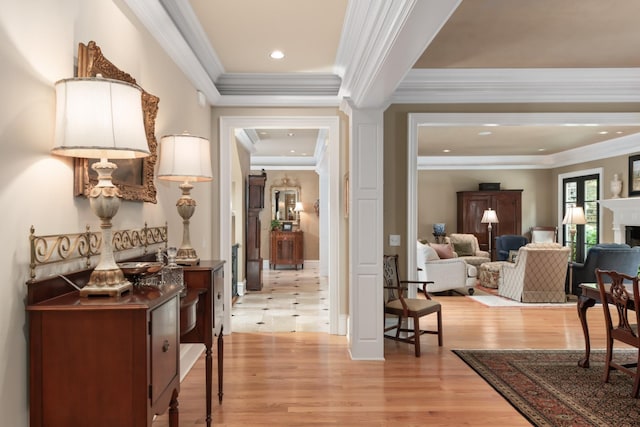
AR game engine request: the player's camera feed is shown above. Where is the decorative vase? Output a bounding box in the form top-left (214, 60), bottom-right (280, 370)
top-left (433, 223), bottom-right (446, 235)
top-left (611, 173), bottom-right (622, 198)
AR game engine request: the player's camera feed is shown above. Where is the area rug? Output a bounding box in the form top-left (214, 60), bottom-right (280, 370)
top-left (453, 349), bottom-right (640, 427)
top-left (467, 295), bottom-right (575, 307)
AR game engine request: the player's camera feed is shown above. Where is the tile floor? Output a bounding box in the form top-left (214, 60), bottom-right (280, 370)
top-left (231, 264), bottom-right (329, 333)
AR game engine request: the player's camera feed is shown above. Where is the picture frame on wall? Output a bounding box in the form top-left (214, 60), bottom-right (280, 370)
top-left (629, 155), bottom-right (640, 197)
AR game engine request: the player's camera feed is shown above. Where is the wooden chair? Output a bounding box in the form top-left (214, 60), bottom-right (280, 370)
top-left (530, 226), bottom-right (558, 243)
top-left (383, 255), bottom-right (442, 357)
top-left (595, 268), bottom-right (640, 397)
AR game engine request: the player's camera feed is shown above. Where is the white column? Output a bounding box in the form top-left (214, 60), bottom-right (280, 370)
top-left (344, 101), bottom-right (385, 360)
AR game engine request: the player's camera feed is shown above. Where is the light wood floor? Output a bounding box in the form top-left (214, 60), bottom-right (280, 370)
top-left (154, 281), bottom-right (607, 426)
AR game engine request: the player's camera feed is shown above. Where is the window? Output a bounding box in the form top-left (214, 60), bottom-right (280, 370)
top-left (562, 174), bottom-right (599, 262)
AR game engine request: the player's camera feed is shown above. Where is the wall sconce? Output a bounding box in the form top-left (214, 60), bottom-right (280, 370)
top-left (294, 201), bottom-right (304, 225)
top-left (52, 77), bottom-right (150, 297)
top-left (157, 133), bottom-right (213, 265)
top-left (481, 208), bottom-right (499, 258)
top-left (562, 205), bottom-right (587, 261)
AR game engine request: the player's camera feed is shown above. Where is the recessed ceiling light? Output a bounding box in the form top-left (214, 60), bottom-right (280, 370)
top-left (483, 123), bottom-right (499, 127)
top-left (616, 131), bottom-right (624, 134)
top-left (287, 132), bottom-right (295, 137)
top-left (478, 131), bottom-right (492, 136)
top-left (443, 149), bottom-right (451, 153)
top-left (270, 50), bottom-right (285, 60)
top-left (598, 131), bottom-right (609, 135)
top-left (290, 149), bottom-right (296, 153)
top-left (538, 148), bottom-right (546, 152)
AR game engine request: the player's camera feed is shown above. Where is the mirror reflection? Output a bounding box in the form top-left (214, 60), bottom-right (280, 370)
top-left (271, 178), bottom-right (300, 226)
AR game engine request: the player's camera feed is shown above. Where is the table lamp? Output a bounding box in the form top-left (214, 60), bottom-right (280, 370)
top-left (563, 206), bottom-right (587, 261)
top-left (52, 76), bottom-right (150, 297)
top-left (294, 201), bottom-right (304, 225)
top-left (481, 208), bottom-right (499, 257)
top-left (157, 133), bottom-right (213, 265)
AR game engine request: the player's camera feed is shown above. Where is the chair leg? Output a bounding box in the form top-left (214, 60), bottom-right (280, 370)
top-left (437, 310), bottom-right (443, 347)
top-left (413, 315), bottom-right (420, 357)
top-left (603, 335), bottom-right (613, 383)
top-left (633, 350), bottom-right (640, 398)
top-left (395, 316), bottom-right (402, 339)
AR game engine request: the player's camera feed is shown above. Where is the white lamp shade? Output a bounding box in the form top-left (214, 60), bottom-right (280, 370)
top-left (481, 208), bottom-right (499, 224)
top-left (562, 206), bottom-right (587, 225)
top-left (52, 77), bottom-right (149, 159)
top-left (157, 133), bottom-right (213, 182)
top-left (294, 202), bottom-right (304, 212)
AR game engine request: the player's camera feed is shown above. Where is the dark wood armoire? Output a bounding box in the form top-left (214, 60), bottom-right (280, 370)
top-left (246, 171), bottom-right (267, 291)
top-left (456, 190), bottom-right (523, 255)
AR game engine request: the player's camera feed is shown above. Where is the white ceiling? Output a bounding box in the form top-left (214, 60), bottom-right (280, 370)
top-left (124, 0), bottom-right (640, 167)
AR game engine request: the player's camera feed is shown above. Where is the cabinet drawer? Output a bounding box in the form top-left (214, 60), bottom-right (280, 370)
top-left (151, 296), bottom-right (179, 405)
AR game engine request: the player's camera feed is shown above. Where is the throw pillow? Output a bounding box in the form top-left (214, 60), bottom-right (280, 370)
top-left (453, 241), bottom-right (474, 257)
top-left (508, 250), bottom-right (519, 263)
top-left (429, 243), bottom-right (454, 259)
top-left (422, 245), bottom-right (440, 261)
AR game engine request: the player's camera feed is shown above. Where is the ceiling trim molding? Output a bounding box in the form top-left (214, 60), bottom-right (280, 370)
top-left (412, 112), bottom-right (640, 170)
top-left (214, 95), bottom-right (342, 107)
top-left (234, 129), bottom-right (256, 154)
top-left (394, 68), bottom-right (640, 103)
top-left (216, 73), bottom-right (342, 96)
top-left (337, 0), bottom-right (461, 108)
top-left (122, 0), bottom-right (220, 104)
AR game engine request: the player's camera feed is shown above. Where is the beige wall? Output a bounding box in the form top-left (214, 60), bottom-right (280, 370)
top-left (1, 0), bottom-right (212, 424)
top-left (255, 170), bottom-right (320, 262)
top-left (418, 169), bottom-right (553, 241)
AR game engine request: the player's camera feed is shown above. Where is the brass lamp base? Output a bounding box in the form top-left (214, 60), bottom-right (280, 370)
top-left (80, 268), bottom-right (132, 297)
top-left (176, 248), bottom-right (199, 266)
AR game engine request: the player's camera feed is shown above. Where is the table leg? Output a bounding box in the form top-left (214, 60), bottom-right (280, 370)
top-left (168, 388), bottom-right (179, 427)
top-left (205, 343), bottom-right (212, 427)
top-left (218, 325), bottom-right (224, 403)
top-left (577, 294), bottom-right (596, 368)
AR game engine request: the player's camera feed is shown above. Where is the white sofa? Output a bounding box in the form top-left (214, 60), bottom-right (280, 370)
top-left (416, 241), bottom-right (478, 295)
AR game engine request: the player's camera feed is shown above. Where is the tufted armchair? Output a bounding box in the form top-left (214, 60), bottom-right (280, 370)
top-left (446, 233), bottom-right (491, 267)
top-left (416, 241), bottom-right (477, 294)
top-left (495, 235), bottom-right (528, 261)
top-left (499, 243), bottom-right (571, 303)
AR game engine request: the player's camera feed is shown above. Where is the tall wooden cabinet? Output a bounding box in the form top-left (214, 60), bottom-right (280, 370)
top-left (457, 190), bottom-right (523, 254)
top-left (270, 230), bottom-right (304, 270)
top-left (246, 171), bottom-right (267, 291)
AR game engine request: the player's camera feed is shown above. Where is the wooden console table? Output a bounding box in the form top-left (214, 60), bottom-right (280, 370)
top-left (270, 230), bottom-right (304, 269)
top-left (183, 260), bottom-right (225, 427)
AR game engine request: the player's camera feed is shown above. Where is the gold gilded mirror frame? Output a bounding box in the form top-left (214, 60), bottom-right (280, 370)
top-left (73, 41), bottom-right (159, 203)
top-left (271, 177), bottom-right (301, 226)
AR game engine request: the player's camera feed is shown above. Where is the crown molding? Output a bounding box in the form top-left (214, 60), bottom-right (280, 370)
top-left (216, 73), bottom-right (341, 96)
top-left (122, 0), bottom-right (220, 104)
top-left (250, 156), bottom-right (317, 170)
top-left (214, 94), bottom-right (342, 107)
top-left (394, 68), bottom-right (640, 103)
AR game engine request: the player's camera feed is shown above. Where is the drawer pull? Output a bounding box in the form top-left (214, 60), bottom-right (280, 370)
top-left (162, 339), bottom-right (170, 352)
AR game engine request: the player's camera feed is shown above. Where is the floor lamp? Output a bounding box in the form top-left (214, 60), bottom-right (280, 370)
top-left (481, 208), bottom-right (499, 259)
top-left (563, 206), bottom-right (587, 262)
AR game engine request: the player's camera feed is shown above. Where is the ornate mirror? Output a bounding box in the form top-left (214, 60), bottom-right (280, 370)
top-left (271, 177), bottom-right (300, 226)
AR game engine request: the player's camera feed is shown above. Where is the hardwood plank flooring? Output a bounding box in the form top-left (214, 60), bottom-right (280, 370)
top-left (154, 277), bottom-right (607, 426)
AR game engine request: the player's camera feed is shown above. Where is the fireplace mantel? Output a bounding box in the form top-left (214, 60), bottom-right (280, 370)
top-left (599, 197), bottom-right (640, 243)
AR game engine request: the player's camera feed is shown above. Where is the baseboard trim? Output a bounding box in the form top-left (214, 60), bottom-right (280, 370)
top-left (179, 343), bottom-right (204, 381)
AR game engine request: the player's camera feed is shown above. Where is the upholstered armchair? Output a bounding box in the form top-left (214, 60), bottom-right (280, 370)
top-left (417, 241), bottom-right (477, 294)
top-left (495, 235), bottom-right (528, 261)
top-left (567, 243), bottom-right (640, 295)
top-left (446, 233), bottom-right (491, 267)
top-left (499, 243), bottom-right (571, 303)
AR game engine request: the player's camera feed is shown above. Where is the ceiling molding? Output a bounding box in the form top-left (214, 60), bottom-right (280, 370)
top-left (214, 95), bottom-right (342, 107)
top-left (250, 157), bottom-right (317, 171)
top-left (234, 129), bottom-right (256, 154)
top-left (122, 0), bottom-right (220, 104)
top-left (337, 0), bottom-right (461, 108)
top-left (394, 68), bottom-right (640, 103)
top-left (216, 73), bottom-right (342, 96)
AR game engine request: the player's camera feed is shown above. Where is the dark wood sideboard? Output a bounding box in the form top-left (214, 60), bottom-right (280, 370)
top-left (26, 255), bottom-right (226, 427)
top-left (27, 282), bottom-right (181, 427)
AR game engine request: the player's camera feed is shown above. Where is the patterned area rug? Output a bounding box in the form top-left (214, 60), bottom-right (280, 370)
top-left (453, 349), bottom-right (640, 427)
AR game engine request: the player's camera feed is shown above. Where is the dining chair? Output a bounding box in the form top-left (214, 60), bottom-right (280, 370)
top-left (383, 254), bottom-right (442, 357)
top-left (595, 268), bottom-right (640, 397)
